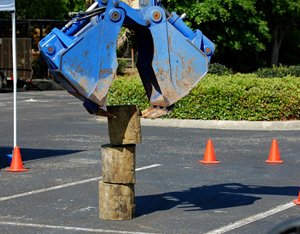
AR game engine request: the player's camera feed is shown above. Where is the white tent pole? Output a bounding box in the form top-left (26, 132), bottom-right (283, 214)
top-left (12, 12), bottom-right (17, 148)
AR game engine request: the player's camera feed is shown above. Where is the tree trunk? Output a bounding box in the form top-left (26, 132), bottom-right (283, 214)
top-left (270, 25), bottom-right (285, 66)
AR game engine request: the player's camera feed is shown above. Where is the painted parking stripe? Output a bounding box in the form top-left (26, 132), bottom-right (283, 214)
top-left (0, 164), bottom-right (161, 202)
top-left (206, 202), bottom-right (296, 234)
top-left (22, 98), bottom-right (51, 103)
top-left (0, 221), bottom-right (157, 234)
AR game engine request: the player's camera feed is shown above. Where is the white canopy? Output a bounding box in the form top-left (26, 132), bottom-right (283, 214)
top-left (0, 0), bottom-right (15, 12)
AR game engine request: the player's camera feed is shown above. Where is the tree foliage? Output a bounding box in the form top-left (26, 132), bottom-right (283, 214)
top-left (16, 0), bottom-right (65, 19)
top-left (256, 0), bottom-right (300, 66)
top-left (1, 0), bottom-right (299, 71)
top-left (165, 0), bottom-right (300, 71)
top-left (15, 0), bottom-right (86, 20)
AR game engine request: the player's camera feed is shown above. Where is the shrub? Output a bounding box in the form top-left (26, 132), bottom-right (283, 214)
top-left (108, 74), bottom-right (300, 121)
top-left (208, 63), bottom-right (233, 76)
top-left (107, 76), bottom-right (149, 111)
top-left (117, 59), bottom-right (128, 75)
top-left (289, 66), bottom-right (300, 77)
top-left (170, 74), bottom-right (300, 120)
top-left (256, 65), bottom-right (300, 78)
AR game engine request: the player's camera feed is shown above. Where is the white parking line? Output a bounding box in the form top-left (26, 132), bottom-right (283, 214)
top-left (0, 164), bottom-right (161, 202)
top-left (206, 202), bottom-right (296, 234)
top-left (22, 98), bottom-right (51, 103)
top-left (0, 221), bottom-right (157, 234)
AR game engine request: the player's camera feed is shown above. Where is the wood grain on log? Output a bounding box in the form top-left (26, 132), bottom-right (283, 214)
top-left (107, 105), bottom-right (141, 145)
top-left (99, 181), bottom-right (135, 220)
top-left (101, 144), bottom-right (135, 184)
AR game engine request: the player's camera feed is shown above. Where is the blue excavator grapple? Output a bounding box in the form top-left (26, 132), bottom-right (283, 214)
top-left (39, 0), bottom-right (214, 118)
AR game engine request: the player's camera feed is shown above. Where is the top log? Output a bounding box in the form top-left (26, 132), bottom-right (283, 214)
top-left (122, 0), bottom-right (140, 8)
top-left (107, 105), bottom-right (141, 145)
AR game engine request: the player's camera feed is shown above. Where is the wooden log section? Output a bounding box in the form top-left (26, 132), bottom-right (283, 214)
top-left (99, 181), bottom-right (135, 220)
top-left (122, 0), bottom-right (140, 8)
top-left (101, 144), bottom-right (135, 184)
top-left (99, 105), bottom-right (140, 220)
top-left (107, 105), bottom-right (141, 145)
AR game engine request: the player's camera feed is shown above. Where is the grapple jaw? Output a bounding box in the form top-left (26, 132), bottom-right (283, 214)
top-left (39, 0), bottom-right (214, 118)
top-left (39, 1), bottom-right (124, 116)
top-left (135, 10), bottom-right (214, 117)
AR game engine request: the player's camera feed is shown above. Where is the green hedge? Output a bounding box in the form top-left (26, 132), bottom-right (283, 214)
top-left (108, 76), bottom-right (149, 111)
top-left (256, 65), bottom-right (300, 78)
top-left (208, 63), bottom-right (233, 76)
top-left (107, 74), bottom-right (300, 121)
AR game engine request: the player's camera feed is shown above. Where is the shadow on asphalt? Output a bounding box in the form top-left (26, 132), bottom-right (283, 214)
top-left (0, 89), bottom-right (13, 93)
top-left (136, 183), bottom-right (299, 216)
top-left (0, 147), bottom-right (83, 169)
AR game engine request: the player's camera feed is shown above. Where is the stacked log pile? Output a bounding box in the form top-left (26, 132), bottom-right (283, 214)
top-left (99, 105), bottom-right (141, 220)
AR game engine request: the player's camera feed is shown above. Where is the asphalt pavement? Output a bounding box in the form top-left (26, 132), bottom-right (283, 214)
top-left (0, 90), bottom-right (300, 234)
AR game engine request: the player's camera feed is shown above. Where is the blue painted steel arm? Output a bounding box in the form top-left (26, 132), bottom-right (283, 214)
top-left (39, 0), bottom-right (215, 118)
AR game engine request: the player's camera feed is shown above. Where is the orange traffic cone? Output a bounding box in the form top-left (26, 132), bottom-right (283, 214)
top-left (6, 146), bottom-right (28, 172)
top-left (266, 139), bottom-right (283, 164)
top-left (294, 192), bottom-right (300, 205)
top-left (199, 139), bottom-right (220, 164)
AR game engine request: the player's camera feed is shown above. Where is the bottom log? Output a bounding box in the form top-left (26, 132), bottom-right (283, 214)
top-left (99, 181), bottom-right (135, 220)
